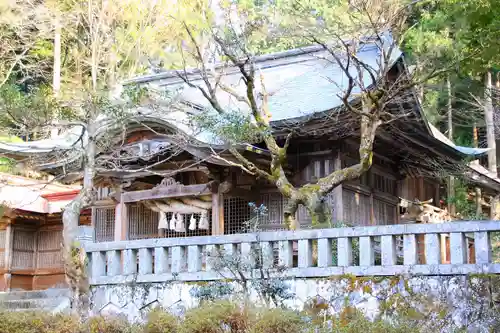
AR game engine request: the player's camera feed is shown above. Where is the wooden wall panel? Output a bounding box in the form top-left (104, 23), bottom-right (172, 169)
top-left (10, 275), bottom-right (33, 291)
top-left (33, 274), bottom-right (66, 290)
top-left (37, 229), bottom-right (63, 270)
top-left (11, 228), bottom-right (35, 270)
top-left (0, 274), bottom-right (7, 291)
top-left (342, 190), bottom-right (371, 226)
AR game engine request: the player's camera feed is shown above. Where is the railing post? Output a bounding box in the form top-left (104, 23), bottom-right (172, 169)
top-left (188, 245), bottom-right (202, 273)
top-left (359, 236), bottom-right (374, 266)
top-left (138, 248), bottom-right (153, 275)
top-left (403, 234), bottom-right (418, 265)
top-left (240, 242), bottom-right (255, 269)
top-left (298, 239), bottom-right (313, 268)
top-left (123, 249), bottom-right (137, 275)
top-left (171, 246), bottom-right (186, 273)
top-left (318, 238), bottom-right (332, 267)
top-left (381, 235), bottom-right (397, 265)
top-left (260, 242), bottom-right (274, 268)
top-left (205, 245), bottom-right (217, 272)
top-left (474, 231), bottom-right (492, 264)
top-left (154, 247), bottom-right (168, 274)
top-left (107, 250), bottom-right (121, 276)
top-left (450, 232), bottom-right (467, 264)
top-left (337, 237), bottom-right (352, 267)
top-left (279, 240), bottom-right (293, 268)
top-left (223, 243), bottom-right (236, 257)
top-left (425, 233), bottom-right (441, 265)
top-left (91, 251), bottom-right (106, 277)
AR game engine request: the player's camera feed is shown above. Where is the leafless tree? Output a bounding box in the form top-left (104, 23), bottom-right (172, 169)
top-left (171, 0), bottom-right (450, 229)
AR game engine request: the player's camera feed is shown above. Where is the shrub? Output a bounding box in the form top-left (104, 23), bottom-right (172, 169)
top-left (250, 308), bottom-right (305, 333)
top-left (329, 309), bottom-right (416, 333)
top-left (0, 311), bottom-right (83, 333)
top-left (180, 301), bottom-right (252, 333)
top-left (86, 315), bottom-right (137, 333)
top-left (143, 309), bottom-right (178, 333)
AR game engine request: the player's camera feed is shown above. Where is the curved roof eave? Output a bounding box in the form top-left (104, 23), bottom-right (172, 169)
top-left (428, 123), bottom-right (490, 157)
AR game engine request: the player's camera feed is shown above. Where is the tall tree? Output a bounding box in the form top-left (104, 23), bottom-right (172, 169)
top-left (0, 0), bottom-right (202, 310)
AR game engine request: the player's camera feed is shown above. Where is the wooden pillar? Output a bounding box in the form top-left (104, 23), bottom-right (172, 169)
top-left (417, 177), bottom-right (425, 201)
top-left (114, 196), bottom-right (128, 241)
top-left (4, 222), bottom-right (13, 291)
top-left (211, 182), bottom-right (224, 235)
top-left (32, 228), bottom-right (39, 290)
top-left (440, 234), bottom-right (449, 264)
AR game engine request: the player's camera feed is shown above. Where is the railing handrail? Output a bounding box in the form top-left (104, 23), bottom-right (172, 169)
top-left (84, 220), bottom-right (500, 252)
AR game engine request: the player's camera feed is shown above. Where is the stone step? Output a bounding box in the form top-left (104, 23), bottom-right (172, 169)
top-left (0, 288), bottom-right (70, 301)
top-left (0, 289), bottom-right (71, 312)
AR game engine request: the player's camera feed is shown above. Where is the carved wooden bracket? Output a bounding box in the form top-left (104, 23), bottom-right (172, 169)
top-left (154, 177), bottom-right (181, 189)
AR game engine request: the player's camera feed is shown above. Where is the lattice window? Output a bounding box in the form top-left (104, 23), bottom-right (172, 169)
top-left (256, 192), bottom-right (288, 231)
top-left (11, 228), bottom-right (35, 270)
top-left (128, 203), bottom-right (159, 240)
top-left (224, 197), bottom-right (251, 234)
top-left (0, 229), bottom-right (5, 268)
top-left (128, 203), bottom-right (212, 240)
top-left (94, 207), bottom-right (115, 242)
top-left (342, 190), bottom-right (371, 226)
top-left (37, 230), bottom-right (63, 269)
top-left (373, 173), bottom-right (396, 195)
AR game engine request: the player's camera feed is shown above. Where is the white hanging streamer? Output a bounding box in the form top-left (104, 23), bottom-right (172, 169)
top-left (199, 211), bottom-right (209, 230)
top-left (158, 212), bottom-right (168, 230)
top-left (169, 213), bottom-right (176, 230)
top-left (188, 214), bottom-right (197, 230)
top-left (175, 213), bottom-right (186, 232)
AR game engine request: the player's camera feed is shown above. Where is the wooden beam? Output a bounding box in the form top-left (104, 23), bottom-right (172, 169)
top-left (226, 187), bottom-right (258, 201)
top-left (121, 183), bottom-right (213, 203)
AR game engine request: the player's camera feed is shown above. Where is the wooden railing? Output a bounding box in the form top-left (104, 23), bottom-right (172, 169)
top-left (83, 221), bottom-right (500, 285)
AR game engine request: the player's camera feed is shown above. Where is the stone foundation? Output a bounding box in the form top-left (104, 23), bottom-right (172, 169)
top-left (90, 275), bottom-right (499, 331)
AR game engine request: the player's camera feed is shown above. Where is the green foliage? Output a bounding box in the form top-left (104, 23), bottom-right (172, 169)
top-left (86, 315), bottom-right (139, 333)
top-left (324, 308), bottom-right (416, 333)
top-left (180, 301), bottom-right (252, 333)
top-left (404, 0), bottom-right (500, 140)
top-left (251, 308), bottom-right (305, 333)
top-left (143, 309), bottom-right (178, 333)
top-left (0, 83), bottom-right (73, 134)
top-left (0, 311), bottom-right (83, 333)
top-left (446, 178), bottom-right (486, 220)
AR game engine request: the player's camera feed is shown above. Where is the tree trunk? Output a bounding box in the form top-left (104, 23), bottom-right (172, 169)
top-left (446, 76), bottom-right (456, 216)
top-left (485, 71), bottom-right (498, 219)
top-left (485, 71), bottom-right (497, 177)
top-left (51, 18), bottom-right (61, 139)
top-left (62, 122), bottom-right (96, 312)
top-left (473, 124), bottom-right (482, 217)
top-left (284, 199), bottom-right (299, 230)
top-left (305, 192), bottom-right (331, 226)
